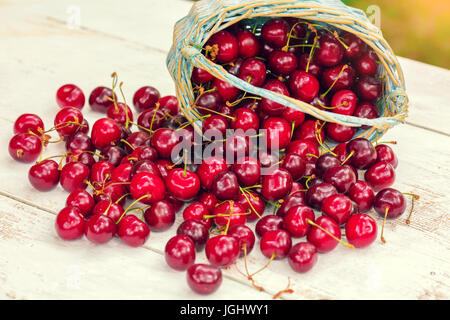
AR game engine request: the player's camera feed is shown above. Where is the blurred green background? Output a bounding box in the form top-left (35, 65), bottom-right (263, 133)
top-left (345, 0), bottom-right (450, 69)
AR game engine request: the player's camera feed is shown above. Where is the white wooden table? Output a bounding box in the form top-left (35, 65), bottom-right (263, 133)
top-left (0, 0), bottom-right (449, 300)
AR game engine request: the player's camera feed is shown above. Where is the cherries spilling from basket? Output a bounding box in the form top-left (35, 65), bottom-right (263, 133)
top-left (8, 18), bottom-right (419, 297)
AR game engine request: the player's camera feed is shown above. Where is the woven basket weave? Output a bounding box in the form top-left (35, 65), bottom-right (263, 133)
top-left (167, 0), bottom-right (409, 143)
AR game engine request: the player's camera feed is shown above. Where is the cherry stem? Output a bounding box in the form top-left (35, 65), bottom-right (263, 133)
top-left (306, 219), bottom-right (355, 249)
top-left (120, 139), bottom-right (134, 150)
top-left (118, 81), bottom-right (132, 130)
top-left (315, 121), bottom-right (337, 156)
top-left (149, 102), bottom-right (161, 133)
top-left (321, 65), bottom-right (348, 98)
top-left (115, 193), bottom-right (131, 204)
top-left (376, 141), bottom-right (398, 146)
top-left (194, 106), bottom-right (235, 120)
top-left (340, 150), bottom-right (355, 166)
top-left (272, 278), bottom-right (294, 300)
top-left (404, 193), bottom-right (420, 225)
top-left (117, 195), bottom-right (152, 224)
top-left (249, 253), bottom-right (276, 278)
top-left (239, 187), bottom-right (262, 219)
top-left (288, 189), bottom-right (307, 197)
top-left (226, 95), bottom-right (261, 108)
top-left (177, 114), bottom-right (211, 131)
top-left (381, 206), bottom-right (390, 244)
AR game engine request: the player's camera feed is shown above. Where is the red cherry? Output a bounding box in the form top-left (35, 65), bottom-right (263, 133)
top-left (306, 182), bottom-right (338, 210)
top-left (213, 201), bottom-right (247, 228)
top-left (325, 123), bottom-right (356, 143)
top-left (283, 205), bottom-right (315, 238)
top-left (286, 139), bottom-right (319, 163)
top-left (187, 264), bottom-right (222, 295)
top-left (60, 162), bottom-right (89, 192)
top-left (276, 191), bottom-right (307, 218)
top-left (293, 120), bottom-right (324, 145)
top-left (261, 18), bottom-right (289, 48)
top-left (356, 76), bottom-right (382, 101)
top-left (255, 215), bottom-right (283, 238)
top-left (364, 162), bottom-right (396, 191)
top-left (150, 128), bottom-right (179, 159)
top-left (258, 151), bottom-right (279, 168)
top-left (212, 78), bottom-right (240, 103)
top-left (232, 156), bottom-right (261, 187)
top-left (89, 86), bottom-right (114, 112)
top-left (263, 117), bottom-right (292, 150)
top-left (192, 67), bottom-right (214, 84)
top-left (236, 191), bottom-right (265, 221)
top-left (354, 51), bottom-right (379, 76)
top-left (91, 118), bottom-right (122, 150)
top-left (346, 138), bottom-right (377, 170)
top-left (66, 189), bottom-right (95, 217)
top-left (100, 146), bottom-right (125, 167)
top-left (347, 180), bottom-right (375, 212)
top-left (321, 194), bottom-right (353, 225)
top-left (228, 224), bottom-right (256, 256)
top-left (307, 216), bottom-right (341, 253)
top-left (14, 113), bottom-right (44, 136)
top-left (205, 235), bottom-right (240, 267)
top-left (144, 200), bottom-right (175, 231)
top-left (260, 229), bottom-right (292, 259)
top-left (333, 142), bottom-right (348, 163)
top-left (133, 86), bottom-right (160, 112)
top-left (110, 163), bottom-right (132, 185)
top-left (65, 132), bottom-right (93, 155)
top-left (56, 84), bottom-right (85, 109)
top-left (354, 102), bottom-right (379, 129)
top-left (165, 235), bottom-right (196, 271)
top-left (268, 50), bottom-right (298, 76)
top-left (330, 90), bottom-right (357, 116)
top-left (289, 70), bottom-right (320, 103)
top-left (92, 200), bottom-right (124, 223)
top-left (316, 34), bottom-right (344, 67)
top-left (124, 131), bottom-right (150, 153)
top-left (207, 30), bottom-right (239, 64)
top-left (183, 202), bottom-right (212, 228)
top-left (373, 188), bottom-right (406, 219)
top-left (93, 182), bottom-right (127, 205)
top-left (298, 54), bottom-right (322, 78)
top-left (261, 79), bottom-right (290, 116)
top-left (288, 242), bottom-right (318, 273)
top-left (197, 157), bottom-right (227, 191)
top-left (129, 172), bottom-right (166, 204)
top-left (85, 214), bottom-right (116, 244)
top-left (315, 154), bottom-right (340, 178)
top-left (237, 29), bottom-right (260, 58)
top-left (155, 159), bottom-right (173, 179)
top-left (238, 57), bottom-right (267, 88)
top-left (321, 64), bottom-right (356, 92)
top-left (28, 159), bottom-right (60, 191)
top-left (158, 95), bottom-right (179, 116)
top-left (261, 167), bottom-right (293, 202)
top-left (166, 169), bottom-right (200, 202)
top-left (55, 207), bottom-right (85, 240)
top-left (345, 213), bottom-right (377, 248)
top-left (202, 114), bottom-right (229, 137)
top-left (177, 219), bottom-right (210, 251)
top-left (224, 132), bottom-right (254, 160)
top-left (66, 152), bottom-right (96, 168)
top-left (230, 107), bottom-right (260, 132)
top-left (54, 107), bottom-right (84, 137)
top-left (341, 32), bottom-right (367, 60)
top-left (282, 106), bottom-right (305, 129)
top-left (281, 153), bottom-right (306, 180)
top-left (375, 144), bottom-right (398, 169)
top-left (195, 91), bottom-right (222, 115)
top-left (323, 165), bottom-right (357, 193)
top-left (199, 192), bottom-right (218, 213)
top-left (130, 160), bottom-right (161, 179)
top-left (107, 102), bottom-right (133, 126)
top-left (137, 108), bottom-right (166, 132)
top-left (117, 215), bottom-right (150, 247)
top-left (211, 171), bottom-right (240, 201)
top-left (9, 133), bottom-right (42, 163)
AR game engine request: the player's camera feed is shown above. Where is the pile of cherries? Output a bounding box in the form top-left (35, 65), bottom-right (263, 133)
top-left (7, 18), bottom-right (416, 297)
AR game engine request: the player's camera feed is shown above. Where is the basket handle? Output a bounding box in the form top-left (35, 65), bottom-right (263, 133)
top-left (181, 45), bottom-right (408, 133)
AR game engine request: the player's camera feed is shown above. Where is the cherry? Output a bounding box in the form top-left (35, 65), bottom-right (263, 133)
top-left (282, 107), bottom-right (305, 129)
top-left (56, 84), bottom-right (85, 109)
top-left (289, 70), bottom-right (320, 103)
top-left (325, 123), bottom-right (356, 143)
top-left (129, 172), bottom-right (166, 204)
top-left (236, 191), bottom-right (265, 221)
top-left (255, 215), bottom-right (283, 238)
top-left (211, 171), bottom-right (239, 201)
top-left (263, 117), bottom-right (292, 150)
top-left (323, 164), bottom-right (357, 194)
top-left (66, 189), bottom-right (95, 217)
top-left (306, 216), bottom-right (341, 253)
top-left (341, 32), bottom-right (367, 60)
top-left (117, 215), bottom-right (150, 247)
top-left (89, 86), bottom-right (114, 112)
top-left (306, 182), bottom-right (338, 210)
top-left (155, 159), bottom-right (173, 179)
top-left (14, 114), bottom-right (44, 136)
top-left (333, 142), bottom-right (348, 163)
top-left (125, 131), bottom-right (150, 153)
top-left (232, 156), bottom-right (261, 187)
top-left (354, 50), bottom-right (379, 76)
top-left (293, 120), bottom-right (324, 145)
top-left (9, 133), bottom-right (42, 163)
top-left (133, 86), bottom-right (160, 112)
top-left (315, 154), bottom-right (340, 178)
top-left (298, 54), bottom-right (322, 78)
top-left (213, 200), bottom-right (247, 228)
top-left (225, 57), bottom-right (244, 77)
top-left (258, 151), bottom-right (279, 168)
top-left (283, 205), bottom-right (315, 238)
top-left (286, 139), bottom-right (319, 163)
top-left (132, 146), bottom-right (158, 162)
top-left (85, 214), bottom-right (116, 244)
top-left (192, 67), bottom-right (214, 84)
top-left (321, 194), bottom-right (353, 225)
top-left (177, 219), bottom-right (210, 251)
top-left (199, 192), bottom-right (218, 213)
top-left (260, 229), bottom-right (292, 259)
top-left (288, 242), bottom-right (318, 273)
top-left (137, 108), bottom-right (165, 132)
top-left (99, 146), bottom-right (125, 166)
top-left (261, 18), bottom-right (289, 48)
top-left (268, 50), bottom-right (298, 76)
top-left (281, 153), bottom-right (306, 180)
top-left (347, 180), bottom-right (375, 212)
top-left (91, 118), bottom-right (122, 150)
top-left (166, 169), bottom-right (200, 201)
top-left (151, 128), bottom-right (182, 159)
top-left (207, 30), bottom-right (239, 64)
top-left (28, 159), bottom-right (60, 191)
top-left (356, 76), bottom-right (382, 101)
top-left (195, 91), bottom-right (222, 115)
top-left (321, 64), bottom-right (356, 92)
top-left (66, 152), bottom-right (96, 168)
top-left (276, 191), bottom-right (307, 218)
top-left (107, 102), bottom-right (133, 127)
top-left (261, 167), bottom-right (293, 202)
top-left (183, 202), bottom-right (212, 229)
top-left (261, 79), bottom-right (289, 116)
top-left (90, 160), bottom-right (114, 186)
top-left (92, 200), bottom-right (124, 223)
top-left (230, 108), bottom-right (259, 132)
top-left (238, 57), bottom-right (267, 87)
top-left (60, 162), bottom-right (89, 192)
top-left (212, 78), bottom-right (240, 103)
top-left (93, 182), bottom-right (127, 205)
top-left (196, 157), bottom-right (227, 191)
top-left (165, 235), bottom-right (196, 271)
top-left (330, 90), bottom-right (357, 116)
top-left (130, 160), bottom-right (161, 179)
top-left (346, 138), bottom-right (377, 170)
top-left (228, 224), bottom-right (255, 257)
top-left (364, 162), bottom-right (396, 191)
top-left (110, 163), bottom-right (132, 185)
top-left (66, 132), bottom-right (93, 154)
top-left (316, 33), bottom-right (344, 67)
top-left (144, 200), bottom-right (175, 231)
top-left (54, 107), bottom-right (84, 137)
top-left (374, 188), bottom-right (406, 219)
top-left (205, 235), bottom-right (240, 267)
top-left (158, 95), bottom-right (179, 116)
top-left (55, 207), bottom-right (85, 240)
top-left (375, 144), bottom-right (398, 169)
top-left (202, 114), bottom-right (229, 137)
top-left (187, 264), bottom-right (222, 295)
top-left (237, 29), bottom-right (260, 58)
top-left (354, 102), bottom-right (379, 129)
top-left (345, 213), bottom-right (377, 248)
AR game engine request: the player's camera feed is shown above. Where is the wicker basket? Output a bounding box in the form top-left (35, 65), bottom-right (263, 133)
top-left (167, 0), bottom-right (409, 143)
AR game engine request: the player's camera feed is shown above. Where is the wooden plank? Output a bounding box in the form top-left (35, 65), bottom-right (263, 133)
top-left (0, 194), bottom-right (273, 300)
